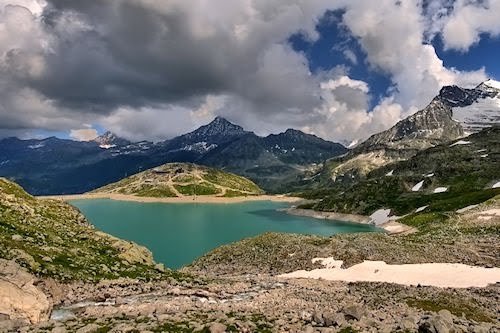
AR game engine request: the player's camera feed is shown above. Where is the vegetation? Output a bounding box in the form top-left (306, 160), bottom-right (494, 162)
top-left (0, 178), bottom-right (189, 282)
top-left (93, 162), bottom-right (263, 197)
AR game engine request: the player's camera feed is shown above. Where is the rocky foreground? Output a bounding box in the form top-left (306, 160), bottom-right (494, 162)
top-left (1, 178), bottom-right (499, 332)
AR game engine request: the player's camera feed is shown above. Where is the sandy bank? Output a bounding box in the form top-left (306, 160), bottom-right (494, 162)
top-left (39, 193), bottom-right (302, 204)
top-left (285, 208), bottom-right (416, 235)
top-left (279, 257), bottom-right (500, 288)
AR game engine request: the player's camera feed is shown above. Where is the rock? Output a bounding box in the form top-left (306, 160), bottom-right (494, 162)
top-left (437, 310), bottom-right (453, 324)
top-left (0, 313), bottom-right (10, 321)
top-left (51, 326), bottom-right (67, 333)
top-left (208, 322), bottom-right (227, 333)
top-left (400, 316), bottom-right (417, 331)
top-left (0, 319), bottom-right (29, 332)
top-left (343, 304), bottom-right (366, 321)
top-left (301, 311), bottom-right (313, 322)
top-left (0, 259), bottom-right (51, 324)
top-left (324, 313), bottom-right (345, 327)
top-left (11, 234), bottom-right (23, 241)
top-left (418, 312), bottom-right (455, 333)
top-left (154, 263), bottom-right (165, 272)
top-left (76, 323), bottom-right (101, 333)
top-left (42, 256), bottom-right (53, 262)
top-left (312, 311), bottom-right (324, 326)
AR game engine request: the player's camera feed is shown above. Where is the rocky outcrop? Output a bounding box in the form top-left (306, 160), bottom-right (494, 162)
top-left (0, 259), bottom-right (51, 324)
top-left (95, 231), bottom-right (155, 265)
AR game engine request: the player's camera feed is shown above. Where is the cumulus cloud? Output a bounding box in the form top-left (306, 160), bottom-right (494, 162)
top-left (0, 0), bottom-right (493, 143)
top-left (441, 0), bottom-right (500, 51)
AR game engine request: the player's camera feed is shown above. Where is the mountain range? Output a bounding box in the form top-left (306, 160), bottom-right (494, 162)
top-left (0, 117), bottom-right (347, 195)
top-left (0, 79), bottom-right (498, 196)
top-left (299, 79), bottom-right (500, 191)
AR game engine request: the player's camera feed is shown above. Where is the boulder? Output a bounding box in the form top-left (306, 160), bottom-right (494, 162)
top-left (0, 259), bottom-right (51, 324)
top-left (418, 311), bottom-right (455, 333)
top-left (343, 304), bottom-right (366, 321)
top-left (208, 322), bottom-right (227, 333)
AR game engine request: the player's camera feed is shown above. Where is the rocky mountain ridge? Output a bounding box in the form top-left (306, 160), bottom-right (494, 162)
top-left (304, 80), bottom-right (500, 190)
top-left (0, 118), bottom-right (347, 195)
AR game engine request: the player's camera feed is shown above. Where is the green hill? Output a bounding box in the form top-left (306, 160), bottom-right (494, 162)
top-left (0, 178), bottom-right (179, 282)
top-left (92, 162), bottom-right (264, 198)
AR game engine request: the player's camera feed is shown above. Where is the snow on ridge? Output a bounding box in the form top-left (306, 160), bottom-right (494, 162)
top-left (493, 181), bottom-right (500, 189)
top-left (385, 170), bottom-right (394, 176)
top-left (412, 180), bottom-right (424, 192)
top-left (484, 79), bottom-right (500, 90)
top-left (433, 187), bottom-right (448, 193)
top-left (100, 144), bottom-right (116, 149)
top-left (450, 140), bottom-right (471, 147)
top-left (28, 143), bottom-right (45, 149)
top-left (452, 94), bottom-right (500, 134)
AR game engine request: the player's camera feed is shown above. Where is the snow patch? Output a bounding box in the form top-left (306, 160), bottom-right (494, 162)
top-left (279, 260), bottom-right (500, 288)
top-left (369, 209), bottom-right (392, 225)
top-left (411, 180), bottom-right (424, 192)
top-left (415, 206), bottom-right (428, 213)
top-left (385, 170), bottom-right (394, 176)
top-left (492, 181), bottom-right (500, 189)
top-left (312, 257), bottom-right (343, 269)
top-left (28, 143), bottom-right (45, 149)
top-left (481, 154), bottom-right (488, 158)
top-left (456, 205), bottom-right (478, 213)
top-left (433, 187), bottom-right (448, 193)
top-left (450, 140), bottom-right (471, 147)
top-left (99, 144), bottom-right (116, 149)
top-left (425, 173), bottom-right (434, 178)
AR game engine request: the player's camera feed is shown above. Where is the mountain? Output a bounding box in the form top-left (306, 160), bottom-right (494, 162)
top-left (355, 79), bottom-right (500, 154)
top-left (93, 131), bottom-right (131, 149)
top-left (303, 126), bottom-right (500, 216)
top-left (306, 80), bottom-right (500, 189)
top-left (0, 117), bottom-right (347, 195)
top-left (93, 162), bottom-right (263, 197)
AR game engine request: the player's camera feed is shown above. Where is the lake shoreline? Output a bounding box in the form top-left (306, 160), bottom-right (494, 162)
top-left (285, 207), bottom-right (416, 235)
top-left (38, 193), bottom-right (303, 204)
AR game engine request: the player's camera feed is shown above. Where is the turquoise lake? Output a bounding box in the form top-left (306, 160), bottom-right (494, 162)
top-left (70, 199), bottom-right (380, 269)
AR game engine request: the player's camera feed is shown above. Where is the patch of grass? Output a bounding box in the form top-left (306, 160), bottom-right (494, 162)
top-left (136, 185), bottom-right (177, 198)
top-left (174, 183), bottom-right (221, 196)
top-left (223, 190), bottom-right (249, 197)
top-left (406, 297), bottom-right (493, 323)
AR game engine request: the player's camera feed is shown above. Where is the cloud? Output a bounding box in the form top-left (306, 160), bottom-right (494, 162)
top-left (441, 0), bottom-right (500, 51)
top-left (0, 0), bottom-right (493, 144)
top-left (69, 127), bottom-right (98, 141)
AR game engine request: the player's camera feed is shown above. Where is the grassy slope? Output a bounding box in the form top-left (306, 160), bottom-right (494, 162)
top-left (0, 178), bottom-right (187, 282)
top-left (93, 162), bottom-right (263, 197)
top-left (300, 127), bottom-right (500, 216)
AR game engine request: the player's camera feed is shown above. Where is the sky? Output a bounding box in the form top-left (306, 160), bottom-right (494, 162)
top-left (0, 0), bottom-right (499, 144)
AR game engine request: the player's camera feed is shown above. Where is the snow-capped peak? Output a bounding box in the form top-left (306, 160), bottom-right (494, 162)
top-left (483, 79), bottom-right (500, 90)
